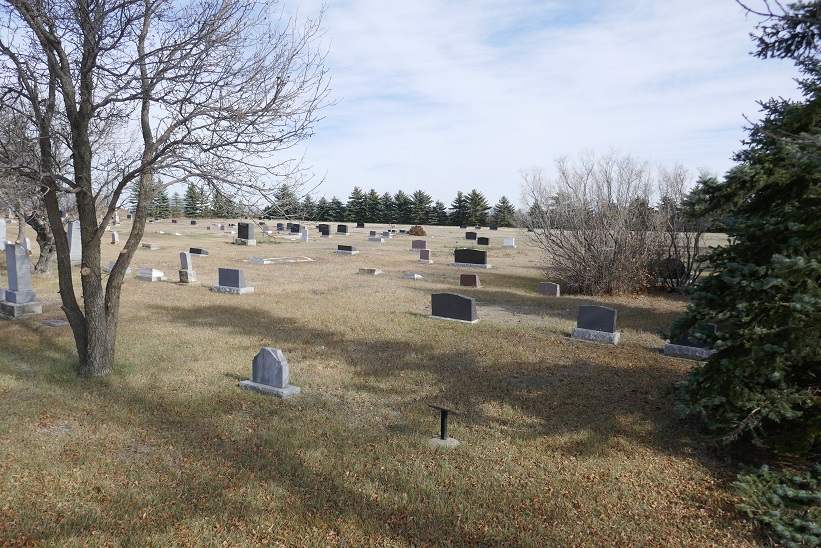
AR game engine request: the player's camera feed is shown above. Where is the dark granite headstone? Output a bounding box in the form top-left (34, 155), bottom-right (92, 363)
top-left (290, 224), bottom-right (301, 234)
top-left (489, 225), bottom-right (498, 230)
top-left (431, 292), bottom-right (477, 322)
top-left (459, 225), bottom-right (467, 229)
top-left (238, 222), bottom-right (254, 240)
top-left (538, 282), bottom-right (559, 296)
top-left (190, 220), bottom-right (197, 225)
top-left (369, 230), bottom-right (377, 237)
top-left (465, 232), bottom-right (477, 240)
top-left (454, 248), bottom-right (487, 265)
top-left (171, 219), bottom-right (178, 224)
top-left (126, 214), bottom-right (132, 220)
top-left (356, 222), bottom-right (365, 228)
top-left (218, 268), bottom-right (246, 288)
top-left (477, 237), bottom-right (490, 246)
top-left (337, 224), bottom-right (348, 234)
top-left (673, 323), bottom-right (717, 348)
top-left (276, 223), bottom-right (284, 231)
top-left (577, 305), bottom-right (617, 333)
top-left (337, 244), bottom-right (356, 252)
top-left (459, 274), bottom-right (480, 287)
top-left (190, 247), bottom-right (209, 256)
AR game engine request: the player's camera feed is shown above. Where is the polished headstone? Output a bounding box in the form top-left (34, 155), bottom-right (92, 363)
top-left (431, 292), bottom-right (478, 323)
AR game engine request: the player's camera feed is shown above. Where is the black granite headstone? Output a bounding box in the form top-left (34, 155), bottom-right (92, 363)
top-left (356, 222), bottom-right (365, 228)
top-left (577, 305), bottom-right (617, 333)
top-left (238, 222), bottom-right (254, 240)
top-left (189, 247), bottom-right (209, 256)
top-left (276, 223), bottom-right (284, 231)
top-left (290, 224), bottom-right (301, 233)
top-left (454, 248), bottom-right (487, 265)
top-left (218, 268), bottom-right (246, 288)
top-left (477, 237), bottom-right (490, 246)
top-left (337, 244), bottom-right (356, 252)
top-left (673, 323), bottom-right (717, 348)
top-left (465, 232), bottom-right (477, 240)
top-left (337, 224), bottom-right (348, 234)
top-left (459, 225), bottom-right (467, 229)
top-left (490, 225), bottom-right (498, 230)
top-left (369, 230), bottom-right (377, 237)
top-left (171, 219), bottom-right (178, 224)
top-left (431, 292), bottom-right (477, 322)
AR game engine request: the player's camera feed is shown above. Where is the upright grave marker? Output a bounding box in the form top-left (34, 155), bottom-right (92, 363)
top-left (538, 282), bottom-right (560, 297)
top-left (301, 227), bottom-right (309, 243)
top-left (460, 274), bottom-right (480, 287)
top-left (67, 221), bottom-right (81, 261)
top-left (465, 231), bottom-right (477, 241)
top-left (336, 224), bottom-right (349, 235)
top-left (235, 222), bottom-right (257, 246)
top-left (0, 218), bottom-right (6, 243)
top-left (238, 348), bottom-right (300, 398)
top-left (336, 244), bottom-right (359, 255)
top-left (179, 252), bottom-right (197, 283)
top-left (477, 237), bottom-right (490, 246)
top-left (411, 240), bottom-right (427, 251)
top-left (571, 305), bottom-right (620, 345)
top-left (0, 243), bottom-right (43, 319)
top-left (430, 292), bottom-right (478, 323)
top-left (451, 248), bottom-right (491, 269)
top-left (212, 268), bottom-right (254, 294)
top-left (502, 238), bottom-right (516, 248)
top-left (418, 249), bottom-right (432, 263)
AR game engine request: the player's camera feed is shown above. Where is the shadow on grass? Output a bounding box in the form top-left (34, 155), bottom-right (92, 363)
top-left (0, 300), bottom-right (733, 545)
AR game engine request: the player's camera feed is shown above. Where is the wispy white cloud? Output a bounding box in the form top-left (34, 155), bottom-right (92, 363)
top-left (280, 0), bottom-right (802, 206)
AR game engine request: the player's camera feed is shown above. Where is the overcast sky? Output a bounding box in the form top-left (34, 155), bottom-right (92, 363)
top-left (279, 0), bottom-right (802, 207)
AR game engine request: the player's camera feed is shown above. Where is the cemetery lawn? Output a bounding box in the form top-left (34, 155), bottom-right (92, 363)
top-left (0, 223), bottom-right (758, 546)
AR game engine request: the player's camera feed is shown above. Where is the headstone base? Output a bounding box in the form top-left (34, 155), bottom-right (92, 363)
top-left (238, 380), bottom-right (300, 398)
top-left (418, 259), bottom-right (433, 264)
top-left (403, 273), bottom-right (423, 280)
top-left (449, 262), bottom-right (491, 269)
top-left (430, 315), bottom-right (479, 324)
top-left (4, 289), bottom-right (37, 304)
top-left (663, 343), bottom-right (715, 360)
top-left (234, 238), bottom-right (257, 246)
top-left (42, 319), bottom-right (69, 327)
top-left (368, 237), bottom-right (384, 242)
top-left (211, 285), bottom-right (255, 294)
top-left (428, 437), bottom-right (459, 448)
top-left (179, 269), bottom-right (197, 283)
top-left (136, 274), bottom-right (167, 282)
top-left (0, 300), bottom-right (43, 320)
top-left (336, 250), bottom-right (359, 255)
top-left (502, 244), bottom-right (517, 248)
top-left (571, 327), bottom-right (620, 345)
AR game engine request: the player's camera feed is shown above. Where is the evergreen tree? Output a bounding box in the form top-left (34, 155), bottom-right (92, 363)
top-left (394, 190), bottom-right (412, 223)
top-left (431, 200), bottom-right (449, 225)
top-left (183, 183), bottom-right (205, 217)
top-left (378, 192), bottom-right (396, 223)
top-left (210, 192), bottom-right (231, 218)
top-left (467, 189), bottom-right (490, 226)
top-left (449, 191), bottom-right (470, 226)
top-left (492, 196), bottom-right (516, 227)
top-left (170, 191), bottom-right (183, 217)
top-left (149, 185), bottom-right (171, 218)
top-left (410, 189), bottom-right (432, 224)
top-left (315, 197), bottom-right (331, 221)
top-left (364, 189), bottom-right (380, 223)
top-left (301, 195), bottom-right (316, 220)
top-left (672, 4), bottom-right (821, 455)
top-left (346, 186), bottom-right (367, 222)
top-left (329, 197), bottom-right (346, 221)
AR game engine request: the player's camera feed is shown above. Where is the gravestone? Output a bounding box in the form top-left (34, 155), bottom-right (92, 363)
top-left (459, 225), bottom-right (467, 229)
top-left (238, 348), bottom-right (300, 398)
top-left (403, 273), bottom-right (423, 280)
top-left (126, 214), bottom-right (132, 220)
top-left (356, 222), bottom-right (365, 229)
top-left (382, 231), bottom-right (392, 239)
top-left (571, 305), bottom-right (620, 345)
top-left (399, 230), bottom-right (407, 234)
top-left (369, 230), bottom-right (377, 237)
top-left (465, 231), bottom-right (477, 240)
top-left (318, 224), bottom-right (331, 237)
top-left (190, 247), bottom-right (209, 256)
top-left (111, 232), bottom-right (119, 244)
top-left (141, 243), bottom-right (159, 250)
top-left (359, 268), bottom-right (382, 275)
top-left (538, 282), bottom-right (560, 297)
top-left (301, 227), bottom-right (309, 243)
top-left (190, 220), bottom-right (197, 226)
top-left (336, 224), bottom-right (349, 235)
top-left (490, 225), bottom-right (498, 230)
top-left (336, 244), bottom-right (359, 255)
top-left (451, 248), bottom-right (491, 269)
top-left (430, 292), bottom-right (478, 323)
top-left (136, 267), bottom-right (167, 282)
top-left (67, 221), bottom-right (81, 261)
top-left (0, 218), bottom-right (6, 243)
top-left (459, 274), bottom-right (480, 288)
top-left (290, 224), bottom-right (301, 234)
top-left (179, 252), bottom-right (196, 283)
top-left (0, 243), bottom-right (42, 319)
top-left (171, 219), bottom-right (178, 224)
top-left (664, 324), bottom-right (717, 360)
top-left (368, 237), bottom-right (385, 243)
top-left (21, 237), bottom-right (31, 253)
top-left (235, 222), bottom-right (257, 246)
top-left (411, 240), bottom-right (427, 251)
top-left (503, 238), bottom-right (516, 248)
top-left (477, 237), bottom-right (490, 246)
top-left (276, 223), bottom-right (284, 231)
top-left (211, 267), bottom-right (254, 294)
top-left (418, 249), bottom-right (432, 263)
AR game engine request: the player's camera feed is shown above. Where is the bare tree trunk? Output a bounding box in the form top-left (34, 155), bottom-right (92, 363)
top-left (25, 208), bottom-right (56, 275)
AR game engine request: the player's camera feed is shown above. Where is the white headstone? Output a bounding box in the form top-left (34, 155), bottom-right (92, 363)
top-left (503, 237), bottom-right (516, 248)
top-left (301, 227), bottom-right (309, 243)
top-left (111, 231), bottom-right (119, 244)
top-left (67, 221), bottom-right (81, 261)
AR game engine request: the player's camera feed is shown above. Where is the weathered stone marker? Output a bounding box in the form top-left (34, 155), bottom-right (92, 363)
top-left (538, 282), bottom-right (560, 297)
top-left (411, 240), bottom-right (427, 251)
top-left (179, 252), bottom-right (197, 283)
top-left (503, 238), bottom-right (516, 248)
top-left (136, 268), bottom-right (167, 282)
top-left (0, 243), bottom-right (43, 319)
top-left (238, 348), bottom-right (300, 398)
top-left (67, 221), bottom-right (81, 261)
top-left (211, 268), bottom-right (254, 294)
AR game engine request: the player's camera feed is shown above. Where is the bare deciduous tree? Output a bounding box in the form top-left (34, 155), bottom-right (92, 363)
top-left (0, 0), bottom-right (331, 376)
top-left (519, 150), bottom-right (663, 295)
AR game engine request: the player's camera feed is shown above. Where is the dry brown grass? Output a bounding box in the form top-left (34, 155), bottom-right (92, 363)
top-left (0, 221), bottom-right (756, 546)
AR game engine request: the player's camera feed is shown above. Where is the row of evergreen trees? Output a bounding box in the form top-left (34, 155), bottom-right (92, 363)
top-left (128, 182), bottom-right (243, 219)
top-left (262, 185), bottom-right (516, 226)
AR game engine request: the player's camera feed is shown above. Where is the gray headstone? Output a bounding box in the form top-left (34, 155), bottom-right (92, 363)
top-left (337, 244), bottom-right (357, 253)
top-left (503, 238), bottom-right (516, 248)
top-left (276, 223), bottom-right (284, 231)
top-left (111, 231), bottom-right (119, 244)
top-left (576, 305), bottom-right (617, 333)
top-left (179, 252), bottom-right (193, 271)
top-left (411, 240), bottom-right (427, 250)
top-left (301, 228), bottom-right (309, 243)
top-left (431, 292), bottom-right (478, 323)
top-left (538, 282), bottom-right (560, 297)
top-left (4, 243), bottom-right (36, 303)
top-left (369, 230), bottom-right (377, 237)
top-left (238, 222), bottom-right (255, 240)
top-left (252, 348), bottom-right (290, 387)
top-left (453, 248), bottom-right (487, 265)
top-left (190, 220), bottom-right (197, 226)
top-left (218, 268), bottom-right (246, 288)
top-left (67, 221), bottom-right (81, 261)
